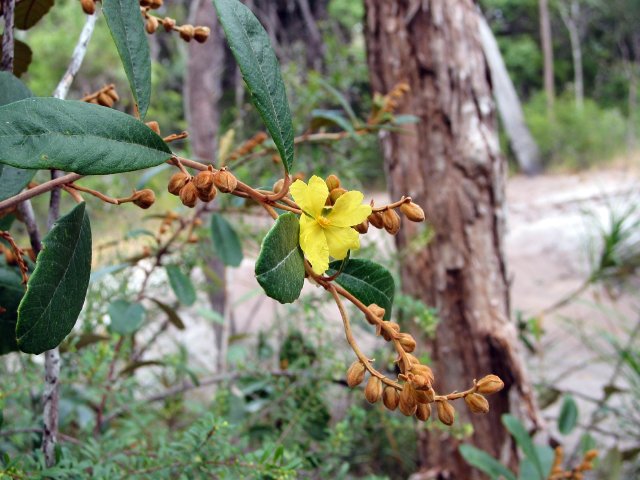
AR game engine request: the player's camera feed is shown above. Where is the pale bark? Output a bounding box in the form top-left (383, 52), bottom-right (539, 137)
top-left (559, 0), bottom-right (584, 109)
top-left (479, 13), bottom-right (542, 175)
top-left (1, 0), bottom-right (15, 72)
top-left (539, 0), bottom-right (555, 112)
top-left (364, 1), bottom-right (538, 478)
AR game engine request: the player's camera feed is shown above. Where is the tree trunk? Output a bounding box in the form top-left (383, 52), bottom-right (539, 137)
top-left (478, 12), bottom-right (542, 175)
top-left (559, 0), bottom-right (584, 109)
top-left (364, 1), bottom-right (538, 478)
top-left (539, 0), bottom-right (555, 113)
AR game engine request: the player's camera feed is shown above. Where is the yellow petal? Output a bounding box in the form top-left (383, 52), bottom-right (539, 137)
top-left (325, 225), bottom-right (361, 260)
top-left (329, 191), bottom-right (372, 227)
top-left (290, 176), bottom-right (328, 219)
top-left (299, 214), bottom-right (329, 275)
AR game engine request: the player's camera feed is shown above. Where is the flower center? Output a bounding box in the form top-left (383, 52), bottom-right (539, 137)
top-left (316, 216), bottom-right (331, 228)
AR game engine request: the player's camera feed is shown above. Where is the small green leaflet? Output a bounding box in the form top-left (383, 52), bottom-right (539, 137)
top-left (502, 414), bottom-right (545, 480)
top-left (458, 444), bottom-right (516, 480)
top-left (255, 213), bottom-right (305, 304)
top-left (558, 395), bottom-right (579, 435)
top-left (210, 213), bottom-right (243, 267)
top-left (0, 98), bottom-right (171, 175)
top-left (149, 298), bottom-right (186, 330)
top-left (0, 267), bottom-right (24, 355)
top-left (16, 203), bottom-right (92, 354)
top-left (108, 299), bottom-right (146, 335)
top-left (103, 0), bottom-right (152, 118)
top-left (166, 265), bottom-right (196, 306)
top-left (327, 258), bottom-right (395, 320)
top-left (213, 0), bottom-right (295, 173)
top-left (0, 38), bottom-right (32, 77)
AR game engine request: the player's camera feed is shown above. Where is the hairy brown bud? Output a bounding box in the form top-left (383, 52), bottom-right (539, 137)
top-left (381, 321), bottom-right (400, 341)
top-left (397, 333), bottom-right (416, 353)
top-left (382, 208), bottom-right (401, 235)
top-left (105, 87), bottom-right (120, 103)
top-left (325, 174), bottom-right (340, 191)
top-left (168, 172), bottom-right (189, 196)
top-left (214, 170), bottom-right (238, 193)
top-left (162, 17), bottom-right (176, 32)
top-left (465, 393), bottom-right (489, 414)
top-left (382, 386), bottom-right (399, 411)
top-left (368, 211), bottom-right (384, 229)
top-left (400, 201), bottom-right (425, 222)
top-left (346, 361), bottom-right (366, 388)
top-left (197, 185), bottom-right (217, 203)
top-left (179, 24), bottom-right (195, 42)
top-left (80, 0), bottom-right (96, 15)
top-left (148, 0), bottom-right (163, 9)
top-left (272, 178), bottom-right (285, 194)
top-left (179, 182), bottom-right (198, 208)
top-left (146, 121), bottom-right (160, 135)
top-left (368, 303), bottom-right (385, 319)
top-left (416, 403), bottom-right (431, 421)
top-left (436, 401), bottom-right (455, 426)
top-left (132, 189), bottom-right (156, 209)
top-left (476, 374), bottom-right (504, 395)
top-left (399, 382), bottom-right (417, 416)
top-left (415, 388), bottom-right (435, 404)
top-left (329, 187), bottom-right (347, 204)
top-left (364, 376), bottom-right (383, 404)
top-left (193, 26), bottom-right (211, 43)
top-left (354, 219), bottom-right (369, 234)
top-left (410, 364), bottom-right (434, 385)
top-left (397, 353), bottom-right (420, 373)
top-left (146, 16), bottom-right (159, 34)
top-left (193, 171), bottom-right (215, 194)
top-left (96, 93), bottom-right (114, 108)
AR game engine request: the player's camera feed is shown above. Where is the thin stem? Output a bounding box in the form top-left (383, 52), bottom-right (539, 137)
top-left (372, 196), bottom-right (411, 212)
top-left (0, 173), bottom-right (83, 212)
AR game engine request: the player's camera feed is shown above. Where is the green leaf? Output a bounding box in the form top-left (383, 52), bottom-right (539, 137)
top-left (0, 267), bottom-right (24, 355)
top-left (166, 265), bottom-right (196, 306)
top-left (119, 359), bottom-right (165, 376)
top-left (15, 0), bottom-right (55, 30)
top-left (102, 0), bottom-right (152, 118)
top-left (0, 71), bottom-right (32, 106)
top-left (0, 38), bottom-right (32, 77)
top-left (255, 213), bottom-right (305, 304)
top-left (210, 213), bottom-right (243, 267)
top-left (502, 414), bottom-right (544, 480)
top-left (327, 259), bottom-right (395, 320)
top-left (213, 0), bottom-right (295, 173)
top-left (310, 109), bottom-right (355, 134)
top-left (0, 98), bottom-right (171, 174)
top-left (108, 299), bottom-right (145, 335)
top-left (459, 444), bottom-right (516, 480)
top-left (558, 395), bottom-right (579, 435)
top-left (149, 298), bottom-right (186, 330)
top-left (16, 203), bottom-right (92, 354)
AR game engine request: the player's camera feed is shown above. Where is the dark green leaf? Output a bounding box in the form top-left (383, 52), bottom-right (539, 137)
top-left (0, 267), bottom-right (24, 355)
top-left (0, 98), bottom-right (171, 174)
top-left (108, 299), bottom-right (145, 335)
top-left (210, 213), bottom-right (243, 267)
top-left (166, 265), bottom-right (196, 306)
top-left (459, 444), bottom-right (516, 480)
top-left (16, 203), bottom-right (92, 354)
top-left (102, 0), bottom-right (151, 118)
top-left (255, 213), bottom-right (305, 304)
top-left (213, 0), bottom-right (295, 173)
top-left (15, 0), bottom-right (55, 30)
top-left (502, 414), bottom-right (544, 480)
top-left (310, 109), bottom-right (354, 134)
top-left (0, 38), bottom-right (32, 77)
top-left (149, 298), bottom-right (185, 330)
top-left (558, 395), bottom-right (579, 435)
top-left (534, 445), bottom-right (555, 479)
top-left (0, 71), bottom-right (32, 105)
top-left (60, 333), bottom-right (111, 352)
top-left (327, 258), bottom-right (395, 319)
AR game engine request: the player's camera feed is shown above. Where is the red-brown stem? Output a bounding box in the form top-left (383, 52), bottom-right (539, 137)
top-left (0, 173), bottom-right (83, 212)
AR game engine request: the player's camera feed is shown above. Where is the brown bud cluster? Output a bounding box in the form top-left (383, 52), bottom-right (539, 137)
top-left (168, 172), bottom-right (189, 196)
top-left (85, 85), bottom-right (120, 108)
top-left (179, 181), bottom-right (198, 208)
top-left (193, 171), bottom-right (217, 202)
top-left (548, 446), bottom-right (598, 480)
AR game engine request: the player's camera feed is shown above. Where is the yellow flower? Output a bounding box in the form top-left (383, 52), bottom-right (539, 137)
top-left (290, 175), bottom-right (372, 275)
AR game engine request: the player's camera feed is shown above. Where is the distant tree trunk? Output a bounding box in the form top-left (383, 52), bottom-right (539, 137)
top-left (478, 12), bottom-right (542, 175)
top-left (539, 0), bottom-right (555, 113)
top-left (185, 0), bottom-right (228, 372)
top-left (559, 0), bottom-right (584, 109)
top-left (364, 1), bottom-right (539, 478)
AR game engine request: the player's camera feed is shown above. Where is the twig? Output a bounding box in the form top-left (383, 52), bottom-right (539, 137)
top-left (1, 0), bottom-right (15, 72)
top-left (16, 201), bottom-right (42, 253)
top-left (0, 173), bottom-right (83, 212)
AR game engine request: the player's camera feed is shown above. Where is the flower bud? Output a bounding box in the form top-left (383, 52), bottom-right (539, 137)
top-left (272, 178), bottom-right (285, 194)
top-left (415, 388), bottom-right (435, 404)
top-left (381, 321), bottom-right (400, 341)
top-left (400, 201), bottom-right (425, 222)
top-left (382, 208), bottom-right (401, 235)
top-left (329, 187), bottom-right (347, 204)
top-left (354, 219), bottom-right (369, 234)
top-left (214, 170), bottom-right (238, 193)
top-left (416, 403), bottom-right (431, 421)
top-left (193, 26), bottom-right (211, 43)
top-left (132, 189), bottom-right (155, 209)
top-left (168, 172), bottom-right (189, 196)
top-left (409, 373), bottom-right (429, 389)
top-left (197, 185), bottom-right (217, 203)
top-left (162, 17), bottom-right (176, 32)
top-left (368, 211), bottom-right (384, 229)
top-left (382, 386), bottom-right (399, 411)
top-left (364, 376), bottom-right (382, 404)
top-left (368, 303), bottom-right (385, 319)
top-left (146, 121), bottom-right (160, 135)
top-left (193, 170), bottom-right (215, 194)
top-left (465, 393), bottom-right (489, 414)
top-left (410, 364), bottom-right (434, 385)
top-left (436, 401), bottom-right (455, 426)
top-left (325, 174), bottom-right (340, 191)
top-left (105, 87), bottom-right (120, 103)
top-left (146, 16), bottom-right (159, 34)
top-left (476, 374), bottom-right (504, 395)
top-left (584, 450), bottom-right (598, 462)
top-left (180, 24), bottom-right (195, 42)
top-left (346, 361), bottom-right (366, 387)
top-left (397, 353), bottom-right (419, 372)
top-left (179, 182), bottom-right (198, 208)
top-left (397, 333), bottom-right (416, 353)
top-left (148, 0), bottom-right (163, 9)
top-left (97, 92), bottom-right (114, 108)
top-left (80, 0), bottom-right (96, 15)
top-left (399, 382), bottom-right (417, 416)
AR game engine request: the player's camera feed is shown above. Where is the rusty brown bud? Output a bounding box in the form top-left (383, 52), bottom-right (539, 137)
top-left (364, 376), bottom-right (383, 404)
top-left (105, 87), bottom-right (120, 103)
top-left (399, 382), bottom-right (417, 416)
top-left (148, 0), bottom-right (163, 9)
top-left (382, 208), bottom-right (401, 235)
top-left (179, 24), bottom-right (195, 42)
top-left (465, 393), bottom-right (489, 414)
top-left (214, 170), bottom-right (238, 193)
top-left (354, 219), bottom-right (369, 234)
top-left (400, 201), bottom-right (425, 222)
top-left (410, 364), bottom-right (434, 385)
top-left (146, 121), bottom-right (161, 135)
top-left (132, 189), bottom-right (156, 209)
top-left (380, 321), bottom-right (400, 342)
top-left (397, 333), bottom-right (416, 353)
top-left (197, 186), bottom-right (217, 203)
top-left (476, 374), bottom-right (504, 395)
top-left (368, 303), bottom-right (385, 319)
top-left (382, 386), bottom-right (399, 411)
top-left (97, 93), bottom-right (114, 108)
top-left (188, 234), bottom-right (198, 244)
top-left (193, 171), bottom-right (215, 194)
top-left (168, 172), bottom-right (189, 196)
top-left (397, 353), bottom-right (420, 373)
top-left (80, 0), bottom-right (96, 15)
top-left (193, 26), bottom-right (211, 43)
top-left (146, 16), bottom-right (159, 34)
top-left (436, 401), bottom-right (455, 426)
top-left (162, 17), bottom-right (176, 32)
top-left (325, 174), bottom-right (340, 191)
top-left (273, 178), bottom-right (285, 194)
top-left (329, 187), bottom-right (347, 204)
top-left (346, 361), bottom-right (366, 388)
top-left (415, 388), bottom-right (435, 404)
top-left (416, 403), bottom-right (431, 421)
top-left (368, 211), bottom-right (384, 229)
top-left (179, 182), bottom-right (198, 208)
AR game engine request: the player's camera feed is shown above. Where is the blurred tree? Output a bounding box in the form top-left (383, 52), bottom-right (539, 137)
top-left (364, 1), bottom-right (538, 478)
top-left (539, 0), bottom-right (556, 112)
